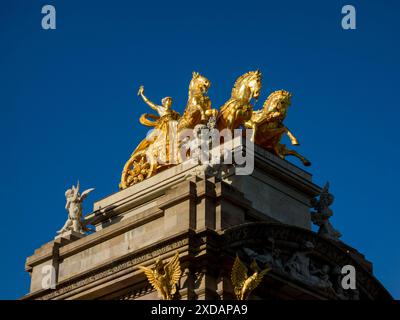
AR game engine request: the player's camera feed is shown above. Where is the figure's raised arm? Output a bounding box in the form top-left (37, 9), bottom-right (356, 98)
top-left (71, 183), bottom-right (79, 202)
top-left (137, 85), bottom-right (159, 111)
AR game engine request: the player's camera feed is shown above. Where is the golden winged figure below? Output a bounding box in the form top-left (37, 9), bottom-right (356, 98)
top-left (231, 255), bottom-right (271, 300)
top-left (139, 252), bottom-right (182, 300)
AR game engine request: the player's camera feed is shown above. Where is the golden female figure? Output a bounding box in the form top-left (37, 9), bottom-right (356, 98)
top-left (120, 86), bottom-right (180, 189)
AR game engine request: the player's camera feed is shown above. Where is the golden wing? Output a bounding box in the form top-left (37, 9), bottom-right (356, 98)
top-left (164, 252), bottom-right (182, 295)
top-left (231, 255), bottom-right (248, 297)
top-left (139, 266), bottom-right (162, 293)
top-left (246, 266), bottom-right (271, 295)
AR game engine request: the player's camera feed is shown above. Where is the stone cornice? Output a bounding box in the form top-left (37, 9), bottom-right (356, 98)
top-left (22, 230), bottom-right (193, 300)
top-left (25, 205), bottom-right (164, 269)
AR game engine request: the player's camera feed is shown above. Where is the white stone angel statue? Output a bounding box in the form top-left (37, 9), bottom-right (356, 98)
top-left (57, 181), bottom-right (94, 235)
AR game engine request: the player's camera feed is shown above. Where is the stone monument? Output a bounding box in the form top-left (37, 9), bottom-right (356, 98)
top-left (22, 71), bottom-right (392, 300)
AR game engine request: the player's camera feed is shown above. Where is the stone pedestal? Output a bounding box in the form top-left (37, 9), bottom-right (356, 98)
top-left (54, 230), bottom-right (86, 241)
top-left (22, 142), bottom-right (392, 300)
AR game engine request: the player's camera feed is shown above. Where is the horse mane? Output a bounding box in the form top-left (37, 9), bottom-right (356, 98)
top-left (263, 89), bottom-right (291, 110)
top-left (231, 70), bottom-right (261, 96)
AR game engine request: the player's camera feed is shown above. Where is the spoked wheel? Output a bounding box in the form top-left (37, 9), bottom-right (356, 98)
top-left (120, 152), bottom-right (152, 189)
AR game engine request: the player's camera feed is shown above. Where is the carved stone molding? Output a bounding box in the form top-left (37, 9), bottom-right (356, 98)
top-left (29, 235), bottom-right (190, 300)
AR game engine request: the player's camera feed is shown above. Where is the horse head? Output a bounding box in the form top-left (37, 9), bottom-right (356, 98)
top-left (231, 70), bottom-right (262, 102)
top-left (189, 71), bottom-right (211, 95)
top-left (263, 89), bottom-right (292, 117)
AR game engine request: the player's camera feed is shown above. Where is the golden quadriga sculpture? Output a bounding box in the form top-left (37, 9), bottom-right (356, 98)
top-left (120, 70), bottom-right (310, 189)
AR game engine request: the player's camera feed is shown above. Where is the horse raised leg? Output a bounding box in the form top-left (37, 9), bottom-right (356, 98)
top-left (286, 128), bottom-right (299, 146)
top-left (244, 120), bottom-right (257, 142)
top-left (276, 143), bottom-right (311, 166)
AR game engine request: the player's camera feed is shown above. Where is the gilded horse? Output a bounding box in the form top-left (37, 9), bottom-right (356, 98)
top-left (217, 70), bottom-right (262, 130)
top-left (177, 72), bottom-right (218, 132)
top-left (245, 90), bottom-right (311, 166)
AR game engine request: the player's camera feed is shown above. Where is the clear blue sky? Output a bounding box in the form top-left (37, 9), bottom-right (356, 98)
top-left (0, 0), bottom-right (399, 299)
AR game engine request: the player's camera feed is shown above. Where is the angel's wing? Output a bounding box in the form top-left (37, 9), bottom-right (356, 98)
top-left (246, 266), bottom-right (271, 295)
top-left (164, 252), bottom-right (181, 295)
top-left (80, 188), bottom-right (95, 200)
top-left (139, 266), bottom-right (162, 293)
top-left (231, 255), bottom-right (248, 293)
